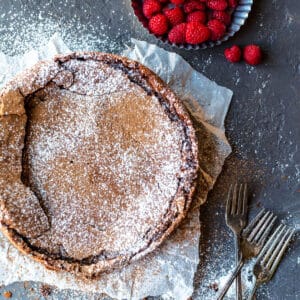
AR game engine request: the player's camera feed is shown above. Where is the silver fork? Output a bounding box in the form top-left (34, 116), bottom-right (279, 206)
top-left (225, 183), bottom-right (248, 300)
top-left (247, 224), bottom-right (295, 300)
top-left (217, 208), bottom-right (277, 300)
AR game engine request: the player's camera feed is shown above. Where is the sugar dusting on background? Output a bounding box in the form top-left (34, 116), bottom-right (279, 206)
top-left (0, 1), bottom-right (125, 56)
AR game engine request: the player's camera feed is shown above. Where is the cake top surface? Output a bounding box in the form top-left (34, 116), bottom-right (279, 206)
top-left (0, 52), bottom-right (198, 277)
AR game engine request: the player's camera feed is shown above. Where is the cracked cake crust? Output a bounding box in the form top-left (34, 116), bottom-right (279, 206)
top-left (0, 52), bottom-right (199, 278)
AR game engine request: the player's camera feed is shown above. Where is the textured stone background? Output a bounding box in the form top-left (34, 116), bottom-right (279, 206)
top-left (0, 0), bottom-right (299, 299)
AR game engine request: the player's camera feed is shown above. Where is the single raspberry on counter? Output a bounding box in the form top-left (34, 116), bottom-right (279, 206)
top-left (149, 14), bottom-right (169, 35)
top-left (187, 11), bottom-right (207, 23)
top-left (186, 21), bottom-right (211, 44)
top-left (183, 0), bottom-right (206, 14)
top-left (143, 0), bottom-right (162, 19)
top-left (243, 44), bottom-right (262, 65)
top-left (228, 0), bottom-right (239, 8)
top-left (168, 23), bottom-right (187, 44)
top-left (171, 0), bottom-right (185, 4)
top-left (3, 291), bottom-right (12, 299)
top-left (164, 6), bottom-right (185, 26)
top-left (207, 19), bottom-right (226, 41)
top-left (224, 45), bottom-right (242, 62)
top-left (212, 10), bottom-right (231, 25)
top-left (207, 0), bottom-right (228, 11)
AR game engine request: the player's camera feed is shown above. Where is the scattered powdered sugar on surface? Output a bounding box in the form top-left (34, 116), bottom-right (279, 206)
top-left (0, 3), bottom-right (123, 56)
top-left (196, 252), bottom-right (258, 300)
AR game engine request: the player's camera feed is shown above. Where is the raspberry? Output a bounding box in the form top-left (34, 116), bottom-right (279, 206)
top-left (207, 0), bottom-right (228, 11)
top-left (243, 45), bottom-right (262, 65)
top-left (149, 14), bottom-right (169, 35)
top-left (228, 0), bottom-right (239, 8)
top-left (184, 0), bottom-right (206, 14)
top-left (170, 0), bottom-right (185, 4)
top-left (164, 7), bottom-right (185, 26)
top-left (186, 22), bottom-right (211, 44)
top-left (224, 45), bottom-right (241, 63)
top-left (168, 23), bottom-right (187, 44)
top-left (143, 0), bottom-right (162, 19)
top-left (207, 19), bottom-right (226, 40)
top-left (212, 10), bottom-right (231, 25)
top-left (187, 11), bottom-right (207, 24)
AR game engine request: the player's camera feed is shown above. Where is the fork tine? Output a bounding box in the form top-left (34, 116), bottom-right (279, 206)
top-left (253, 212), bottom-right (276, 244)
top-left (247, 211), bottom-right (271, 242)
top-left (256, 214), bottom-right (277, 246)
top-left (226, 185), bottom-right (233, 218)
top-left (237, 184), bottom-right (243, 214)
top-left (265, 227), bottom-right (288, 269)
top-left (266, 227), bottom-right (293, 270)
top-left (242, 208), bottom-right (265, 237)
top-left (237, 183), bottom-right (246, 215)
top-left (231, 183), bottom-right (238, 215)
top-left (269, 228), bottom-right (295, 277)
top-left (242, 183), bottom-right (247, 215)
top-left (259, 224), bottom-right (285, 265)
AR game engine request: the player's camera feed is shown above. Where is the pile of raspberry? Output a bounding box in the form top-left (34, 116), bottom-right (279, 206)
top-left (142, 0), bottom-right (239, 45)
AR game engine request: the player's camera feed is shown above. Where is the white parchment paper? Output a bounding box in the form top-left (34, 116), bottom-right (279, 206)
top-left (0, 35), bottom-right (232, 300)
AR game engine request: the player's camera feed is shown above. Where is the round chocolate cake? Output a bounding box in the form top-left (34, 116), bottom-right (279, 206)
top-left (0, 52), bottom-right (198, 278)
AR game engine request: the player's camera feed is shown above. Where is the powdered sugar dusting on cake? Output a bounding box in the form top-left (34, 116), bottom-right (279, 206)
top-left (20, 58), bottom-right (185, 261)
top-left (63, 59), bottom-right (134, 96)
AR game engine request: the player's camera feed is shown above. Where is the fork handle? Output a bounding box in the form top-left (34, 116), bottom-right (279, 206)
top-left (247, 277), bottom-right (257, 300)
top-left (235, 235), bottom-right (243, 300)
top-left (217, 259), bottom-right (244, 300)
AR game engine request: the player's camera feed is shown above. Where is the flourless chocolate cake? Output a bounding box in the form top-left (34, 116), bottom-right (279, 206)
top-left (0, 52), bottom-right (198, 278)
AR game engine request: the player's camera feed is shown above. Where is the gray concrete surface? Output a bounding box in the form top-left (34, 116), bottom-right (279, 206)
top-left (0, 0), bottom-right (299, 299)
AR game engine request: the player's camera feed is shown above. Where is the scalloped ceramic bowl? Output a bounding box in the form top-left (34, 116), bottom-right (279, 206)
top-left (132, 0), bottom-right (253, 50)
